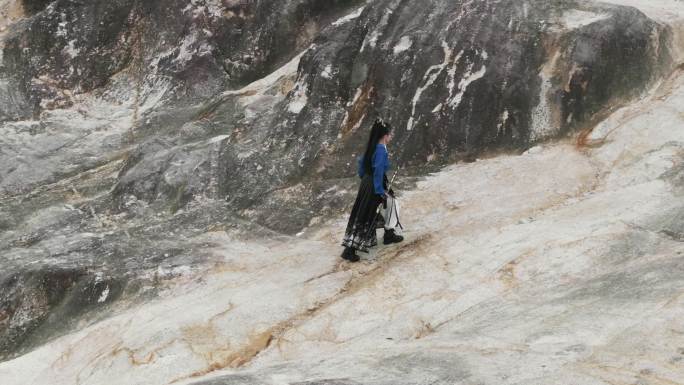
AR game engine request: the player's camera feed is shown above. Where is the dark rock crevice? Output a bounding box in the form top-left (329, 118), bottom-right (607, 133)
top-left (21, 0), bottom-right (53, 15)
top-left (0, 268), bottom-right (126, 362)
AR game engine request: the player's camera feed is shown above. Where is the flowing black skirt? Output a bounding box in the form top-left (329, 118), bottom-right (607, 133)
top-left (341, 174), bottom-right (386, 252)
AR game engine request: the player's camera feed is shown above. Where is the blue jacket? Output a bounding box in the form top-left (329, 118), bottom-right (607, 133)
top-left (357, 144), bottom-right (390, 195)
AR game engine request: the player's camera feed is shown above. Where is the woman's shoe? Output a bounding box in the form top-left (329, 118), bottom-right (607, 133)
top-left (383, 229), bottom-right (404, 245)
top-left (341, 247), bottom-right (360, 262)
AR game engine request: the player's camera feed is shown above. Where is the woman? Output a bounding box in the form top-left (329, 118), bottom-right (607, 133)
top-left (341, 119), bottom-right (404, 262)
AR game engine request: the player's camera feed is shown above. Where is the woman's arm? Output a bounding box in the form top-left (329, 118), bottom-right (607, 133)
top-left (372, 148), bottom-right (388, 196)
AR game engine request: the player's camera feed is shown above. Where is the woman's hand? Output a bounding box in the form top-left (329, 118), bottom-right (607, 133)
top-left (379, 193), bottom-right (388, 209)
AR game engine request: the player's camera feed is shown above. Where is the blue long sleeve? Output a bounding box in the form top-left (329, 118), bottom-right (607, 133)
top-left (372, 145), bottom-right (389, 195)
top-left (357, 145), bottom-right (390, 192)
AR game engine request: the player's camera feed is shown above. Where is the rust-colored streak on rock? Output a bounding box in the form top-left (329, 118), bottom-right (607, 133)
top-left (110, 346), bottom-right (158, 366)
top-left (496, 250), bottom-right (535, 291)
top-left (171, 330), bottom-right (274, 383)
top-left (414, 320), bottom-right (435, 339)
top-left (341, 83), bottom-right (374, 137)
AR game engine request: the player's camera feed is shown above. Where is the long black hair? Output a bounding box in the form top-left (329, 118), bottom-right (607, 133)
top-left (362, 119), bottom-right (392, 175)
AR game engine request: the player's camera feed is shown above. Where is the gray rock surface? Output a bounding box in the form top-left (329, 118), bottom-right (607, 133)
top-left (0, 0), bottom-right (682, 382)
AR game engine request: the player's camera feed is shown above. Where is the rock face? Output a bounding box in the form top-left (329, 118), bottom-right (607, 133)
top-left (1, 0), bottom-right (673, 218)
top-left (110, 0), bottom-right (674, 230)
top-left (2, 0), bottom-right (362, 117)
top-left (0, 0), bottom-right (683, 381)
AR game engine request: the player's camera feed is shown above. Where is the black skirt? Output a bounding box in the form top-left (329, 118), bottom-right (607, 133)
top-left (341, 174), bottom-right (387, 252)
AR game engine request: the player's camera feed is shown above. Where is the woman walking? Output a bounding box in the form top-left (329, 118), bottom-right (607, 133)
top-left (341, 119), bottom-right (404, 262)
